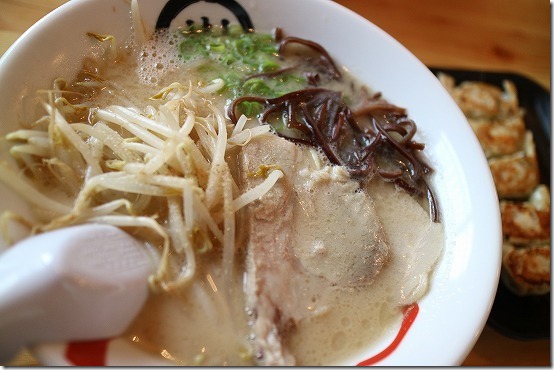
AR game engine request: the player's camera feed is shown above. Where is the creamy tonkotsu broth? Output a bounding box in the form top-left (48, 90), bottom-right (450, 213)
top-left (0, 21), bottom-right (443, 366)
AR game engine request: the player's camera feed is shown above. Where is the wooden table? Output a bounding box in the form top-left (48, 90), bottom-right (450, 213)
top-left (1, 0), bottom-right (550, 366)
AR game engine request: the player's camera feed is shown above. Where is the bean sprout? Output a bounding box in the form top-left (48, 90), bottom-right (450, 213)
top-left (1, 70), bottom-right (282, 292)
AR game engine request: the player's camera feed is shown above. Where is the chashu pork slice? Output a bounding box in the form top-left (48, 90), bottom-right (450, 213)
top-left (238, 134), bottom-right (389, 366)
top-left (239, 134), bottom-right (300, 366)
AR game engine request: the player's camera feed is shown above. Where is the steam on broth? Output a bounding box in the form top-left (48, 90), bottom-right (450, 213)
top-left (0, 14), bottom-right (443, 366)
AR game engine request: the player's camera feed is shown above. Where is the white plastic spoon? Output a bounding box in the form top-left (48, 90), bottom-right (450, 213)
top-left (0, 223), bottom-right (155, 363)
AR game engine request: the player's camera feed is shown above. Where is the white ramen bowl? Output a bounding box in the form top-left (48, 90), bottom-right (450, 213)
top-left (0, 0), bottom-right (502, 366)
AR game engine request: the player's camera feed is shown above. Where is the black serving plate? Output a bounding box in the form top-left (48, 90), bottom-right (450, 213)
top-left (429, 67), bottom-right (551, 340)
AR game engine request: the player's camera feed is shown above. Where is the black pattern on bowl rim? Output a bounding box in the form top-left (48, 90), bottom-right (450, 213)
top-left (155, 0), bottom-right (254, 31)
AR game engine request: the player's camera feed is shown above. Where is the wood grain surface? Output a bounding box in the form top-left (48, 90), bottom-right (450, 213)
top-left (0, 0), bottom-right (551, 366)
top-left (334, 0), bottom-right (550, 90)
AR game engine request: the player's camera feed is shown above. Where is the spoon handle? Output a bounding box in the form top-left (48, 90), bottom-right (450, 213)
top-left (0, 224), bottom-right (154, 363)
